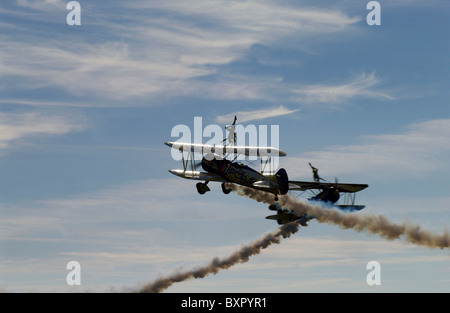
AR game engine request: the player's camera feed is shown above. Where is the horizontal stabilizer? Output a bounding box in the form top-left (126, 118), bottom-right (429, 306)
top-left (265, 214), bottom-right (283, 221)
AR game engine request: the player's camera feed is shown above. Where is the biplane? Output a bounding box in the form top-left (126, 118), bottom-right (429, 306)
top-left (165, 117), bottom-right (368, 224)
top-left (165, 116), bottom-right (290, 200)
top-left (266, 164), bottom-right (368, 225)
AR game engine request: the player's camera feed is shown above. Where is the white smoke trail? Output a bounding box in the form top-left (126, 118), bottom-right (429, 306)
top-left (232, 184), bottom-right (449, 249)
top-left (137, 184), bottom-right (447, 293)
top-left (138, 222), bottom-right (299, 293)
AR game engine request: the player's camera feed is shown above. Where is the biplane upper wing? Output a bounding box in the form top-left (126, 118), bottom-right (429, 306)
top-left (289, 181), bottom-right (368, 193)
top-left (168, 169), bottom-right (225, 182)
top-left (164, 141), bottom-right (287, 157)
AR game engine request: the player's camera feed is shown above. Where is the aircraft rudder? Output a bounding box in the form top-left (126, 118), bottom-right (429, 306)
top-left (276, 168), bottom-right (289, 195)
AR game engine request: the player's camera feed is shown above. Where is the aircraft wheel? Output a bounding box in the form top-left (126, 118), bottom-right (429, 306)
top-left (196, 182), bottom-right (210, 195)
top-left (268, 203), bottom-right (279, 211)
top-left (221, 182), bottom-right (232, 194)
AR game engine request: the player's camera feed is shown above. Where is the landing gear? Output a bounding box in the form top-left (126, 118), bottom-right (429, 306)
top-left (196, 181), bottom-right (210, 195)
top-left (221, 182), bottom-right (232, 194)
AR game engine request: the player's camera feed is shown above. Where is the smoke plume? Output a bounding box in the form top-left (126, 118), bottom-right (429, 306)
top-left (138, 222), bottom-right (299, 293)
top-left (231, 184), bottom-right (449, 249)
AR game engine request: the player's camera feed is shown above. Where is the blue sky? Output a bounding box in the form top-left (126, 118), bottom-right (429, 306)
top-left (0, 0), bottom-right (449, 292)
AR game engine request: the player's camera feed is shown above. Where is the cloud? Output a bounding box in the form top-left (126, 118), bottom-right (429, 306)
top-left (132, 0), bottom-right (361, 35)
top-left (15, 0), bottom-right (65, 11)
top-left (0, 111), bottom-right (84, 151)
top-left (0, 99), bottom-right (97, 108)
top-left (0, 178), bottom-right (261, 246)
top-left (0, 1), bottom-right (361, 103)
top-left (291, 73), bottom-right (394, 105)
top-left (216, 105), bottom-right (299, 124)
top-left (0, 176), bottom-right (266, 291)
top-left (0, 41), bottom-right (212, 100)
top-left (1, 175), bottom-right (448, 292)
top-left (284, 118), bottom-right (450, 179)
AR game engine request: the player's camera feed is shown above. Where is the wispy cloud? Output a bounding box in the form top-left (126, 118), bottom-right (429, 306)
top-left (0, 41), bottom-right (212, 100)
top-left (291, 73), bottom-right (394, 105)
top-left (0, 1), bottom-right (361, 103)
top-left (0, 111), bottom-right (84, 151)
top-left (216, 105), bottom-right (299, 124)
top-left (0, 99), bottom-right (97, 108)
top-left (15, 0), bottom-right (65, 10)
top-left (284, 118), bottom-right (450, 179)
top-left (131, 0), bottom-right (361, 36)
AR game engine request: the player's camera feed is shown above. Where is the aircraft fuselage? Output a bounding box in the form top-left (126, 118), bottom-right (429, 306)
top-left (201, 156), bottom-right (270, 188)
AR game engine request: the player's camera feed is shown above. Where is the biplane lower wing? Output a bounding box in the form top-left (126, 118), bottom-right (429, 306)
top-left (336, 205), bottom-right (366, 211)
top-left (168, 169), bottom-right (225, 182)
top-left (289, 181), bottom-right (368, 193)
